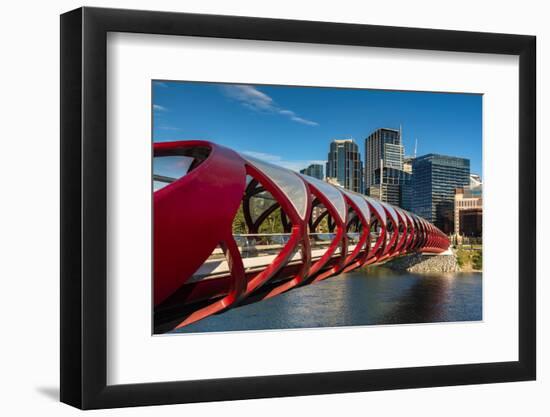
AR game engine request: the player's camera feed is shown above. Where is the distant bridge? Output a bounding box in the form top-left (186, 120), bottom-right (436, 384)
top-left (153, 140), bottom-right (449, 333)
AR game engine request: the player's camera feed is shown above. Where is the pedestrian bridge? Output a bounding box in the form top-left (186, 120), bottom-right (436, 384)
top-left (153, 140), bottom-right (449, 333)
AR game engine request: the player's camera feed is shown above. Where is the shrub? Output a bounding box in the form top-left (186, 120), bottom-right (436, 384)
top-left (456, 248), bottom-right (470, 268)
top-left (472, 250), bottom-right (483, 270)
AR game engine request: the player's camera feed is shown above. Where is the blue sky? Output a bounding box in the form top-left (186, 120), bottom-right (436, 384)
top-left (152, 81), bottom-right (482, 176)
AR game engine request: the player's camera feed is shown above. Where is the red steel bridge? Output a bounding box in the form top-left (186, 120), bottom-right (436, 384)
top-left (153, 141), bottom-right (449, 333)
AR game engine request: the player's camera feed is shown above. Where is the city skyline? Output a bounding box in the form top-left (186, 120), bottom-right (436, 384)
top-left (152, 81), bottom-right (483, 176)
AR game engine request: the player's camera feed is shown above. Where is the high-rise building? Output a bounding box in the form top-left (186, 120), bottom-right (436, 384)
top-left (364, 128), bottom-right (410, 208)
top-left (411, 154), bottom-right (470, 233)
top-left (365, 128), bottom-right (404, 189)
top-left (403, 156), bottom-right (414, 173)
top-left (300, 163), bottom-right (324, 180)
top-left (454, 182), bottom-right (482, 238)
top-left (326, 139), bottom-right (363, 193)
top-left (367, 168), bottom-right (412, 209)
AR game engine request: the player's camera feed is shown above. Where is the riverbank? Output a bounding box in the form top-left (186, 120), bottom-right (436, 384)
top-left (384, 252), bottom-right (460, 274)
top-left (382, 249), bottom-right (482, 274)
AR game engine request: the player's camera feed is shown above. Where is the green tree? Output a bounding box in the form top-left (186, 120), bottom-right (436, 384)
top-left (232, 205), bottom-right (286, 235)
top-left (456, 248), bottom-right (469, 268)
top-left (472, 250), bottom-right (483, 270)
top-left (232, 205), bottom-right (247, 234)
top-left (316, 216), bottom-right (329, 233)
top-left (258, 207), bottom-right (284, 234)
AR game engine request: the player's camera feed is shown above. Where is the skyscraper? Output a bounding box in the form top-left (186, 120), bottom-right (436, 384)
top-left (364, 127), bottom-right (410, 208)
top-left (326, 139), bottom-right (363, 193)
top-left (411, 154), bottom-right (470, 233)
top-left (403, 156), bottom-right (414, 173)
top-left (300, 163), bottom-right (324, 180)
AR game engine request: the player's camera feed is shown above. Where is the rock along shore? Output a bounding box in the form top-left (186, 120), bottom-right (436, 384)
top-left (384, 251), bottom-right (461, 274)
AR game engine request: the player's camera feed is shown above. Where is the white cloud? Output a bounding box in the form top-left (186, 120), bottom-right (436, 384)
top-left (241, 150), bottom-right (326, 173)
top-left (222, 85), bottom-right (319, 127)
top-left (223, 85), bottom-right (274, 111)
top-left (278, 110), bottom-right (295, 116)
top-left (290, 116), bottom-right (319, 126)
top-left (153, 104), bottom-right (167, 111)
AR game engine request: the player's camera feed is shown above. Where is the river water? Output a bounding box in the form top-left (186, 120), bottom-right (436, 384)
top-left (172, 267), bottom-right (482, 334)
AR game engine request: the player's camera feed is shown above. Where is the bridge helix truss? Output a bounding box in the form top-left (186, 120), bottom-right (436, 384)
top-left (153, 140), bottom-right (450, 333)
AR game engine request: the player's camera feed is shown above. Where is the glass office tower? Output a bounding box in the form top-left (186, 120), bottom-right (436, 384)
top-left (300, 163), bottom-right (324, 180)
top-left (326, 139), bottom-right (363, 193)
top-left (411, 154), bottom-right (470, 233)
top-left (364, 128), bottom-right (409, 207)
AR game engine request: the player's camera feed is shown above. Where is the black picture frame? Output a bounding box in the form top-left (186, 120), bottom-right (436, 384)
top-left (60, 6), bottom-right (536, 410)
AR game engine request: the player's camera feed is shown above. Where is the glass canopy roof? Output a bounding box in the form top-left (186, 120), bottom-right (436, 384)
top-left (364, 196), bottom-right (387, 226)
top-left (242, 155), bottom-right (309, 220)
top-left (341, 189), bottom-right (371, 223)
top-left (300, 174), bottom-right (347, 223)
top-left (383, 204), bottom-right (399, 228)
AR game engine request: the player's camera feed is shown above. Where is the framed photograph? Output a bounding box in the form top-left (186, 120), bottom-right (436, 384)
top-left (60, 6), bottom-right (536, 409)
